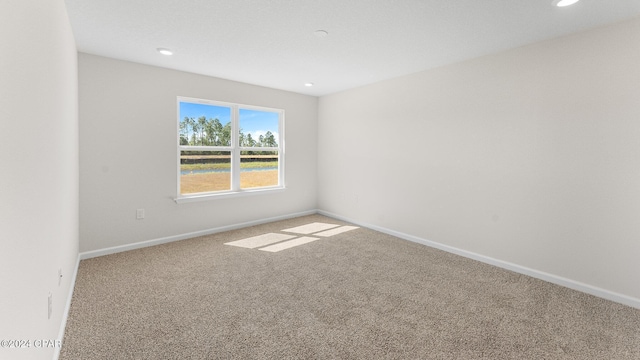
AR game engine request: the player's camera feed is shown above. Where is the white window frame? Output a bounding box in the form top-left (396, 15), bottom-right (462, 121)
top-left (175, 96), bottom-right (285, 203)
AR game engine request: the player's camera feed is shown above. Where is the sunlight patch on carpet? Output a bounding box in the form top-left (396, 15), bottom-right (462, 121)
top-left (281, 222), bottom-right (340, 234)
top-left (224, 233), bottom-right (296, 249)
top-left (226, 222), bottom-right (361, 253)
top-left (258, 236), bottom-right (320, 252)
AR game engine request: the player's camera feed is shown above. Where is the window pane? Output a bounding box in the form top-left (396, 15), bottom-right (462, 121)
top-left (180, 151), bottom-right (231, 194)
top-left (239, 108), bottom-right (279, 147)
top-left (240, 151), bottom-right (278, 189)
top-left (179, 102), bottom-right (231, 146)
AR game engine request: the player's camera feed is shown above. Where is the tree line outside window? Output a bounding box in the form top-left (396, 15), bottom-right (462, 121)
top-left (179, 116), bottom-right (277, 148)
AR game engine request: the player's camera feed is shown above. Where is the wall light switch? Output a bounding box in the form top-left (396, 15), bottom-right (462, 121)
top-left (136, 208), bottom-right (145, 220)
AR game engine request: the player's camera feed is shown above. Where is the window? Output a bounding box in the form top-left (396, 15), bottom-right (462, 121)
top-left (176, 97), bottom-right (284, 201)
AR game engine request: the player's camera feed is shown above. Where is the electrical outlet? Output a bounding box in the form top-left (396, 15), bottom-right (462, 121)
top-left (58, 268), bottom-right (63, 286)
top-left (47, 293), bottom-right (52, 320)
top-left (136, 208), bottom-right (145, 220)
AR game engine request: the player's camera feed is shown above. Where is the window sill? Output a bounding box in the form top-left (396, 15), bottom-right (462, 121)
top-left (174, 186), bottom-right (285, 204)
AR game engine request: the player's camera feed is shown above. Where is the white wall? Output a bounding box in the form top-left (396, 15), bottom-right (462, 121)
top-left (318, 18), bottom-right (640, 303)
top-left (0, 1), bottom-right (79, 359)
top-left (78, 54), bottom-right (318, 253)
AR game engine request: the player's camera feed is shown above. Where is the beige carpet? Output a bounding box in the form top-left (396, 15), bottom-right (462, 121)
top-left (60, 214), bottom-right (640, 359)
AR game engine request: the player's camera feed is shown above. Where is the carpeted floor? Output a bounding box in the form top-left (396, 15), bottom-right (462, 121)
top-left (60, 214), bottom-right (640, 359)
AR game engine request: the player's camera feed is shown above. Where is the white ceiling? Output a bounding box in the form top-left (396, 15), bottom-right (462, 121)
top-left (64, 0), bottom-right (640, 96)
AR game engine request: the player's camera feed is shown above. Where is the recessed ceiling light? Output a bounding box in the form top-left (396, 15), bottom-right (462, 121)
top-left (304, 82), bottom-right (314, 87)
top-left (553, 0), bottom-right (580, 7)
top-left (313, 30), bottom-right (328, 38)
top-left (157, 48), bottom-right (173, 56)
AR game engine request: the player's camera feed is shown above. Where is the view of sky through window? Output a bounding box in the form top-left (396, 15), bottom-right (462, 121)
top-left (179, 102), bottom-right (278, 146)
top-left (239, 108), bottom-right (279, 146)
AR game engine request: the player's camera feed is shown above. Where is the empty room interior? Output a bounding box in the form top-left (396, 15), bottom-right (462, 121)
top-left (2, 0), bottom-right (640, 359)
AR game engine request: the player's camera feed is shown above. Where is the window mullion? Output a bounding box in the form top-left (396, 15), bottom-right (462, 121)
top-left (179, 146), bottom-right (231, 151)
top-left (231, 105), bottom-right (241, 191)
top-left (277, 109), bottom-right (284, 187)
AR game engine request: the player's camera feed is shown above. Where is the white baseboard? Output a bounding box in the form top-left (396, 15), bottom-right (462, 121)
top-left (53, 254), bottom-right (80, 360)
top-left (73, 207), bottom-right (640, 312)
top-left (79, 209), bottom-right (317, 260)
top-left (318, 210), bottom-right (640, 310)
